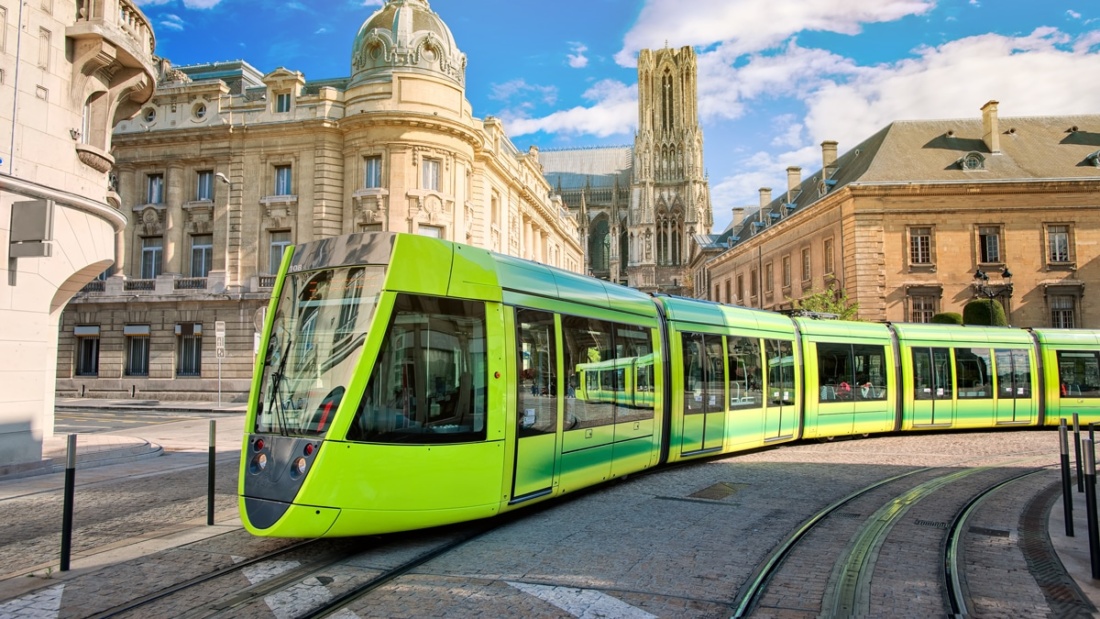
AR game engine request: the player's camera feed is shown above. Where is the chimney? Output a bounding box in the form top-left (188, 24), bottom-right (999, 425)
top-left (821, 140), bottom-right (838, 172)
top-left (732, 207), bottom-right (746, 229)
top-left (786, 166), bottom-right (801, 196)
top-left (758, 187), bottom-right (772, 208)
top-left (981, 100), bottom-right (1000, 154)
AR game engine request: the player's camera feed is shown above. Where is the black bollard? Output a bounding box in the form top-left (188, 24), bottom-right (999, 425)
top-left (1075, 413), bottom-right (1084, 493)
top-left (208, 419), bottom-right (216, 526)
top-left (1084, 438), bottom-right (1100, 579)
top-left (60, 434), bottom-right (77, 571)
top-left (1061, 420), bottom-right (1075, 537)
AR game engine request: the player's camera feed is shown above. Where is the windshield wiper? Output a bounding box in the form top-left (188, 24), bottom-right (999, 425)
top-left (266, 335), bottom-right (294, 437)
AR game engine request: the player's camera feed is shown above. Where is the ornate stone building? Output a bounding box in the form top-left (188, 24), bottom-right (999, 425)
top-left (56, 0), bottom-right (583, 401)
top-left (541, 46), bottom-right (713, 294)
top-left (696, 102), bottom-right (1100, 329)
top-left (0, 0), bottom-right (156, 470)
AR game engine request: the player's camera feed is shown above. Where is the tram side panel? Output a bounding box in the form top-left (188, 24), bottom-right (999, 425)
top-left (1033, 329), bottom-right (1100, 426)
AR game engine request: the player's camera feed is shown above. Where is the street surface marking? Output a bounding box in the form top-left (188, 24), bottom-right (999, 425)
top-left (242, 560), bottom-right (300, 584)
top-left (264, 576), bottom-right (353, 619)
top-left (0, 583), bottom-right (63, 619)
top-left (507, 581), bottom-right (657, 619)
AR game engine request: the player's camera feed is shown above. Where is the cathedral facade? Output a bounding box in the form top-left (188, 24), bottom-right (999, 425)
top-left (541, 46), bottom-right (713, 295)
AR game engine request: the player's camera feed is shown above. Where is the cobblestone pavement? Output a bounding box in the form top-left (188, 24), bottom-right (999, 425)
top-left (1, 424), bottom-right (1098, 618)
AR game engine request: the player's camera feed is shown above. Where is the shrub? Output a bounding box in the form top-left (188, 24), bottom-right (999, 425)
top-left (930, 312), bottom-right (963, 325)
top-left (963, 299), bottom-right (1008, 326)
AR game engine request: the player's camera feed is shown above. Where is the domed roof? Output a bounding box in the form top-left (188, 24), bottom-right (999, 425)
top-left (351, 0), bottom-right (466, 88)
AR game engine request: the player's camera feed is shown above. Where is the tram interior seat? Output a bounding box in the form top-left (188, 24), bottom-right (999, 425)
top-left (820, 385), bottom-right (836, 401)
top-left (1070, 384), bottom-right (1082, 396)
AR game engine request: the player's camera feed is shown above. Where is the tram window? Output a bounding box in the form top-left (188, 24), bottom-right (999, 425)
top-left (765, 339), bottom-right (795, 406)
top-left (994, 349), bottom-right (1032, 399)
top-left (816, 342), bottom-right (853, 400)
top-left (956, 348), bottom-right (992, 399)
top-left (612, 323), bottom-right (655, 422)
top-left (683, 332), bottom-right (724, 414)
top-left (516, 308), bottom-right (557, 437)
top-left (563, 315), bottom-right (616, 429)
top-left (912, 347), bottom-right (952, 400)
top-left (852, 344), bottom-right (888, 401)
top-left (348, 294), bottom-right (487, 444)
top-left (728, 335), bottom-right (762, 409)
top-left (1057, 351), bottom-right (1100, 398)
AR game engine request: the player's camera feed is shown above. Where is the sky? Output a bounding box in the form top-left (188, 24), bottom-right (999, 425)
top-left (134, 0), bottom-right (1100, 232)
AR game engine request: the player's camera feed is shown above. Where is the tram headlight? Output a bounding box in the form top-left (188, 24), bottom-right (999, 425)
top-left (290, 457), bottom-right (308, 479)
top-left (249, 452), bottom-right (268, 475)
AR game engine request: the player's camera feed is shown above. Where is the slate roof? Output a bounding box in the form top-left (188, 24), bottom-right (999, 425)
top-left (539, 146), bottom-right (633, 191)
top-left (725, 114), bottom-right (1100, 251)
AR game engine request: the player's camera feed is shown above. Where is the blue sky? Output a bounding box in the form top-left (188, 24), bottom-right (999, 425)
top-left (136, 0), bottom-right (1100, 231)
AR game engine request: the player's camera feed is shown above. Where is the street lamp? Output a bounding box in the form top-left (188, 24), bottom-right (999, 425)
top-left (973, 266), bottom-right (1014, 324)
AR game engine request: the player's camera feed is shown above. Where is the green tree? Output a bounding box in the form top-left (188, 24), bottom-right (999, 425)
top-left (963, 299), bottom-right (1008, 326)
top-left (930, 312), bottom-right (963, 325)
top-left (792, 283), bottom-right (860, 320)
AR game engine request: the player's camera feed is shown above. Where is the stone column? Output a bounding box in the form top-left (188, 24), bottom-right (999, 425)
top-left (165, 163), bottom-right (185, 275)
top-left (116, 167), bottom-right (136, 275)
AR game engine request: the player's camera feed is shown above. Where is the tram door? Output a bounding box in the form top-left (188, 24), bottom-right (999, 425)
top-left (912, 347), bottom-right (953, 426)
top-left (681, 333), bottom-right (726, 454)
top-left (995, 349), bottom-right (1034, 424)
top-left (512, 309), bottom-right (559, 501)
top-left (764, 339), bottom-right (797, 439)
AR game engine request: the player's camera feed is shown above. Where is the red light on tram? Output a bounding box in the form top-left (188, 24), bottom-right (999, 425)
top-left (304, 443), bottom-right (315, 456)
top-left (255, 439), bottom-right (265, 452)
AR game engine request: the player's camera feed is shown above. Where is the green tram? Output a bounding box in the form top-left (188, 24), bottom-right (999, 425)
top-left (240, 233), bottom-right (1100, 537)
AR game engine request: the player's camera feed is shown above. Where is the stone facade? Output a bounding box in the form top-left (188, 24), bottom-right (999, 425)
top-left (56, 0), bottom-right (583, 401)
top-left (541, 46), bottom-right (713, 295)
top-left (698, 102), bottom-right (1100, 328)
top-left (0, 0), bottom-right (156, 469)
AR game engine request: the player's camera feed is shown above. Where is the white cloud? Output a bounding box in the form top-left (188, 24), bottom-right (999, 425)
top-left (489, 79), bottom-right (558, 106)
top-left (159, 14), bottom-right (186, 31)
top-left (1067, 10), bottom-right (1082, 20)
top-left (567, 42), bottom-right (589, 69)
top-left (362, 0), bottom-right (383, 5)
top-left (706, 27), bottom-right (1100, 228)
top-left (182, 0), bottom-right (222, 8)
top-left (616, 0), bottom-right (935, 65)
top-left (134, 0), bottom-right (172, 6)
top-left (504, 80), bottom-right (637, 138)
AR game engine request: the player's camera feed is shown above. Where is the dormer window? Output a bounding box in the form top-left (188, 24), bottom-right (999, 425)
top-left (1088, 150), bottom-right (1100, 168)
top-left (275, 92), bottom-right (291, 113)
top-left (959, 151), bottom-right (985, 171)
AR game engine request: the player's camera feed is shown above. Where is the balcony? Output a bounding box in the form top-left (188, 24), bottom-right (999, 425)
top-left (69, 0), bottom-right (156, 65)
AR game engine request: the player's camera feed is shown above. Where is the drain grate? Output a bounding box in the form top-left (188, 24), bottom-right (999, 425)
top-left (969, 526), bottom-right (1011, 538)
top-left (914, 519), bottom-right (948, 529)
top-left (688, 482), bottom-right (747, 501)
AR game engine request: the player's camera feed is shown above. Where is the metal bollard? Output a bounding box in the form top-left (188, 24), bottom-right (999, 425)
top-left (1061, 420), bottom-right (1075, 537)
top-left (1075, 413), bottom-right (1084, 493)
top-left (60, 434), bottom-right (77, 571)
top-left (208, 419), bottom-right (216, 526)
top-left (1084, 438), bottom-right (1100, 579)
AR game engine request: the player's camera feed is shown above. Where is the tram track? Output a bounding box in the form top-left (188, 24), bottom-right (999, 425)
top-left (732, 453), bottom-right (1055, 618)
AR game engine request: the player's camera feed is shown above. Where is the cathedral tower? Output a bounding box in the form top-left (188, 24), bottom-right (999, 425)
top-left (628, 46), bottom-right (712, 293)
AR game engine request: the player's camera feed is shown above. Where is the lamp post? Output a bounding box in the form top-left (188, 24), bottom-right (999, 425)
top-left (973, 266), bottom-right (1014, 324)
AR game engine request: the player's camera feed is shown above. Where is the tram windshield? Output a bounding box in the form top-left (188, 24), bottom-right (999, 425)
top-left (255, 265), bottom-right (386, 436)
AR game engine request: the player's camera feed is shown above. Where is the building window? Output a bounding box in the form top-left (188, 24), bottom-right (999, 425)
top-left (124, 325), bottom-right (150, 377)
top-left (724, 279), bottom-right (732, 303)
top-left (801, 248), bottom-right (812, 283)
top-left (141, 237), bottom-right (163, 279)
top-left (270, 230), bottom-right (292, 274)
top-left (782, 255), bottom-right (791, 288)
top-left (978, 225), bottom-right (1002, 263)
top-left (364, 156), bottom-right (382, 188)
top-left (1048, 224), bottom-right (1073, 264)
top-left (909, 226), bottom-right (933, 266)
top-left (422, 158), bottom-right (441, 191)
top-left (0, 7), bottom-right (7, 54)
top-left (146, 173), bottom-right (165, 204)
top-left (274, 165), bottom-right (293, 195)
top-left (359, 223), bottom-right (383, 233)
top-left (765, 263), bottom-right (774, 294)
top-left (75, 326), bottom-right (100, 377)
top-left (196, 170), bottom-right (213, 201)
top-left (911, 296), bottom-right (937, 323)
top-left (736, 275), bottom-right (744, 304)
top-left (824, 238), bottom-right (834, 274)
top-left (418, 225), bottom-right (442, 239)
top-left (191, 234), bottom-right (213, 278)
top-left (1052, 296), bottom-right (1076, 328)
top-left (275, 92), bottom-right (291, 113)
top-left (750, 269), bottom-right (759, 300)
top-left (176, 323), bottom-right (202, 377)
top-left (714, 284), bottom-right (720, 302)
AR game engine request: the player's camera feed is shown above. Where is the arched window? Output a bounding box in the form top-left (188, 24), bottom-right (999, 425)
top-left (589, 218), bottom-right (610, 273)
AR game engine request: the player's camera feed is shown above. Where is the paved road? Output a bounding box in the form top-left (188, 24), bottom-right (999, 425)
top-left (54, 409), bottom-right (224, 435)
